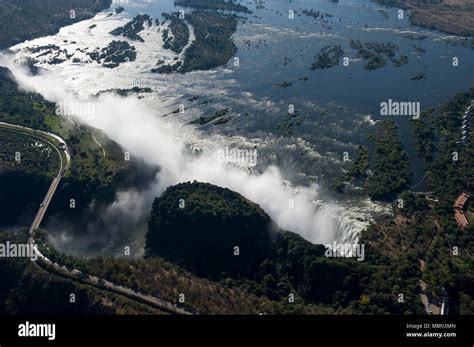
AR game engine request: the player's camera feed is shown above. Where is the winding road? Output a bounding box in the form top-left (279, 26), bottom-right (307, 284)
top-left (1, 121), bottom-right (191, 315)
top-left (0, 122), bottom-right (70, 236)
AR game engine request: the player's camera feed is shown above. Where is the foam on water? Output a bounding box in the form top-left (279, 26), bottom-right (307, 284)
top-left (1, 4), bottom-right (398, 253)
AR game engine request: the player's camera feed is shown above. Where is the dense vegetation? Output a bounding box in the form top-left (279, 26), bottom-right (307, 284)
top-left (410, 109), bottom-right (436, 162)
top-left (276, 110), bottom-right (304, 135)
top-left (162, 12), bottom-right (190, 54)
top-left (179, 11), bottom-right (238, 73)
top-left (0, 0), bottom-right (471, 316)
top-left (0, 67), bottom-right (158, 228)
top-left (361, 90), bottom-right (474, 314)
top-left (332, 90), bottom-right (474, 313)
top-left (310, 45), bottom-right (344, 70)
top-left (0, 68), bottom-right (54, 130)
top-left (174, 0), bottom-right (251, 13)
top-left (0, 129), bottom-right (59, 176)
top-left (88, 40), bottom-right (137, 68)
top-left (339, 91), bottom-right (472, 203)
top-left (144, 181), bottom-right (425, 314)
top-left (109, 14), bottom-right (152, 42)
top-left (0, 229), bottom-right (165, 314)
top-left (0, 0), bottom-right (111, 49)
top-left (151, 10), bottom-right (239, 74)
top-left (333, 146), bottom-right (369, 192)
top-left (36, 228), bottom-right (310, 315)
top-left (349, 39), bottom-right (408, 70)
top-left (146, 182), bottom-right (276, 277)
top-left (364, 121), bottom-right (412, 200)
top-left (0, 128), bottom-right (60, 225)
top-left (423, 90), bottom-right (474, 202)
top-left (362, 183), bottom-right (473, 315)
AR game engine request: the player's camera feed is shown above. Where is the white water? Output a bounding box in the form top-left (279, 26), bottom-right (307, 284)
top-left (0, 9), bottom-right (391, 249)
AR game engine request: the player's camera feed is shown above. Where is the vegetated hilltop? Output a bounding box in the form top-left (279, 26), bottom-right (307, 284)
top-left (0, 66), bottom-right (158, 227)
top-left (373, 0), bottom-right (474, 36)
top-left (0, 0), bottom-right (112, 49)
top-left (35, 228), bottom-right (317, 315)
top-left (145, 181), bottom-right (425, 314)
top-left (146, 182), bottom-right (277, 277)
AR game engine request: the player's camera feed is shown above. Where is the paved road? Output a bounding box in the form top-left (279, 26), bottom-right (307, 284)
top-left (0, 122), bottom-right (70, 235)
top-left (1, 122), bottom-right (192, 315)
top-left (37, 261), bottom-right (191, 314)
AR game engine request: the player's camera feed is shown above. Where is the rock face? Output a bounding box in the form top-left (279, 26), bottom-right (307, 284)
top-left (145, 181), bottom-right (277, 278)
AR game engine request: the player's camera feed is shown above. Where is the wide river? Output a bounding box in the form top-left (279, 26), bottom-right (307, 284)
top-left (3, 0), bottom-right (473, 255)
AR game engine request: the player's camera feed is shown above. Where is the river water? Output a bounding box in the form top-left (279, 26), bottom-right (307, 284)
top-left (3, 0), bottom-right (473, 255)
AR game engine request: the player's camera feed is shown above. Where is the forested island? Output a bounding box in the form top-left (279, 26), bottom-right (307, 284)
top-left (349, 39), bottom-right (408, 70)
top-left (109, 14), bottom-right (152, 42)
top-left (146, 8), bottom-right (240, 74)
top-left (334, 121), bottom-right (411, 199)
top-left (162, 12), bottom-right (190, 54)
top-left (276, 110), bottom-right (304, 135)
top-left (88, 40), bottom-right (137, 68)
top-left (364, 121), bottom-right (412, 199)
top-left (178, 11), bottom-right (239, 73)
top-left (310, 44), bottom-right (344, 70)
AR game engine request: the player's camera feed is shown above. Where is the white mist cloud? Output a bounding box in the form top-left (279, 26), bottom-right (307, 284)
top-left (1, 53), bottom-right (342, 245)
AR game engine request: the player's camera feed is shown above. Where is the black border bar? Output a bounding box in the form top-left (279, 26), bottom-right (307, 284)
top-left (0, 315), bottom-right (473, 345)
